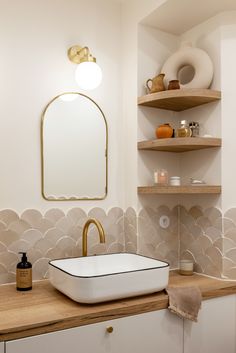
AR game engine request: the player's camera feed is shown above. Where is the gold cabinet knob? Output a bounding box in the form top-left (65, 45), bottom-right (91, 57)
top-left (106, 326), bottom-right (113, 333)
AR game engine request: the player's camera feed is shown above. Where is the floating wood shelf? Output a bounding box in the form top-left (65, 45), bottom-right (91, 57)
top-left (138, 185), bottom-right (221, 194)
top-left (138, 88), bottom-right (221, 111)
top-left (138, 137), bottom-right (221, 152)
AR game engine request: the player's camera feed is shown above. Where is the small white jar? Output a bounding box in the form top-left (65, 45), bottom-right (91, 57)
top-left (179, 260), bottom-right (194, 276)
top-left (169, 176), bottom-right (181, 186)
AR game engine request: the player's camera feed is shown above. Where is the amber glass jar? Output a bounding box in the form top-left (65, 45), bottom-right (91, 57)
top-left (156, 123), bottom-right (173, 139)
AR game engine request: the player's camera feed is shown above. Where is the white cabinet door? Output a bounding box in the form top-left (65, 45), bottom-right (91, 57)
top-left (6, 309), bottom-right (183, 353)
top-left (184, 295), bottom-right (236, 353)
top-left (0, 342), bottom-right (4, 353)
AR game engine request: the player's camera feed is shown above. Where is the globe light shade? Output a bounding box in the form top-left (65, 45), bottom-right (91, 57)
top-left (75, 61), bottom-right (102, 90)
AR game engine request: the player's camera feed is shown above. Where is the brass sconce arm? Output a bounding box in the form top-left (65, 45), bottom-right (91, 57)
top-left (68, 45), bottom-right (96, 64)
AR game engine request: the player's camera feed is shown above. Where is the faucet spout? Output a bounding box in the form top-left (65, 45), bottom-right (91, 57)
top-left (82, 218), bottom-right (105, 256)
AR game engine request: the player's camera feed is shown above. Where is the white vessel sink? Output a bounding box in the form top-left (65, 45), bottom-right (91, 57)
top-left (49, 253), bottom-right (169, 304)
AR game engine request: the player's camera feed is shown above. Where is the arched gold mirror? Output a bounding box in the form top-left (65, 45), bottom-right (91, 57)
top-left (41, 93), bottom-right (108, 200)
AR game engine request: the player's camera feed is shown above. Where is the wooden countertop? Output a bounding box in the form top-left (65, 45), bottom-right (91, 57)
top-left (1, 271), bottom-right (236, 342)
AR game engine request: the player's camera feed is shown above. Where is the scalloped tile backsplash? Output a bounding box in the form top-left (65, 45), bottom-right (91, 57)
top-left (1, 205), bottom-right (236, 284)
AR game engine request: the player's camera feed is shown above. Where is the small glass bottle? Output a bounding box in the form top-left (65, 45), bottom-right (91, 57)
top-left (176, 120), bottom-right (192, 138)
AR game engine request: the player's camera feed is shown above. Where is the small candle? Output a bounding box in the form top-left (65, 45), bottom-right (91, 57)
top-left (158, 169), bottom-right (168, 185)
top-left (179, 259), bottom-right (194, 276)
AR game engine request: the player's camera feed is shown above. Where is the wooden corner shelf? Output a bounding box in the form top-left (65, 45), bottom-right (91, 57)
top-left (138, 137), bottom-right (221, 152)
top-left (138, 185), bottom-right (221, 195)
top-left (138, 88), bottom-right (221, 111)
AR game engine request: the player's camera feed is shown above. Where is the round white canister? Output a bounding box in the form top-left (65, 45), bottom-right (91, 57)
top-left (169, 176), bottom-right (180, 186)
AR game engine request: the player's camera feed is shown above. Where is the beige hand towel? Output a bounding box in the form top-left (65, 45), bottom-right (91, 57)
top-left (166, 286), bottom-right (202, 322)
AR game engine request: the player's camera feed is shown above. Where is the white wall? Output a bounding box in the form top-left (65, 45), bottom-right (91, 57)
top-left (221, 13), bottom-right (236, 212)
top-left (121, 0), bottom-right (168, 210)
top-left (0, 0), bottom-right (123, 213)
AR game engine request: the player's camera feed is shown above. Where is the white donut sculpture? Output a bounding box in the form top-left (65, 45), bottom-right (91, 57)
top-left (161, 43), bottom-right (214, 89)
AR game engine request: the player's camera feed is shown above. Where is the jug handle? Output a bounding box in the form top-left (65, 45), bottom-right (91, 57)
top-left (146, 79), bottom-right (152, 92)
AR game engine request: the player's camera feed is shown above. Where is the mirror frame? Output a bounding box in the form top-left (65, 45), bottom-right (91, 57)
top-left (41, 92), bottom-right (108, 201)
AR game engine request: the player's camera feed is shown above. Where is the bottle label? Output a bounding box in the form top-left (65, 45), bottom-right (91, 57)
top-left (17, 268), bottom-right (32, 288)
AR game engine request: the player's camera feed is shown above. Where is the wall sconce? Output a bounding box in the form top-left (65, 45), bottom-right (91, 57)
top-left (68, 45), bottom-right (102, 90)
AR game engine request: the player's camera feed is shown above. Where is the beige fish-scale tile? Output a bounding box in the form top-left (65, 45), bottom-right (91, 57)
top-left (88, 207), bottom-right (106, 220)
top-left (34, 238), bottom-right (54, 256)
top-left (179, 208), bottom-right (195, 230)
top-left (105, 221), bottom-right (124, 241)
top-left (224, 228), bottom-right (236, 244)
top-left (44, 209), bottom-right (65, 223)
top-left (194, 262), bottom-right (204, 273)
top-left (125, 207), bottom-right (137, 227)
top-left (125, 242), bottom-right (136, 253)
top-left (0, 230), bottom-right (19, 247)
top-left (0, 210), bottom-right (19, 226)
top-left (196, 216), bottom-right (212, 232)
top-left (204, 263), bottom-right (222, 278)
top-left (138, 221), bottom-right (160, 245)
top-left (189, 206), bottom-right (203, 220)
top-left (180, 228), bottom-right (195, 250)
top-left (158, 227), bottom-right (178, 244)
top-left (224, 267), bottom-right (236, 280)
top-left (205, 207), bottom-right (222, 224)
top-left (224, 208), bottom-right (236, 224)
top-left (89, 243), bottom-right (107, 256)
top-left (153, 250), bottom-right (168, 264)
top-left (155, 205), bottom-right (172, 220)
top-left (116, 231), bottom-right (125, 245)
top-left (192, 234), bottom-right (213, 252)
top-left (0, 273), bottom-right (15, 285)
top-left (139, 208), bottom-right (159, 226)
top-left (8, 220), bottom-right (31, 234)
top-left (44, 227), bottom-right (65, 244)
top-left (166, 250), bottom-right (179, 268)
top-left (107, 242), bottom-right (124, 253)
top-left (0, 251), bottom-right (19, 268)
top-left (67, 207), bottom-right (87, 225)
top-left (205, 226), bottom-right (222, 242)
top-left (103, 233), bottom-right (116, 247)
top-left (205, 247), bottom-right (222, 266)
top-left (223, 257), bottom-right (235, 272)
top-left (143, 227), bottom-right (162, 247)
top-left (46, 247), bottom-right (65, 260)
top-left (225, 248), bottom-right (236, 263)
top-left (33, 258), bottom-right (50, 280)
top-left (55, 216), bottom-right (73, 233)
top-left (27, 248), bottom-right (43, 264)
top-left (8, 239), bottom-right (31, 253)
top-left (222, 218), bottom-right (236, 233)
top-left (214, 238), bottom-right (234, 253)
top-left (21, 229), bottom-right (43, 246)
top-left (0, 263), bottom-right (7, 273)
top-left (35, 219), bottom-right (54, 234)
top-left (211, 217), bottom-right (223, 232)
top-left (155, 242), bottom-right (171, 258)
top-left (67, 225), bottom-right (83, 242)
top-left (54, 237), bottom-right (77, 257)
top-left (0, 221), bottom-right (7, 231)
top-left (21, 209), bottom-right (43, 228)
top-left (125, 223), bottom-right (137, 244)
top-left (0, 242), bottom-right (7, 253)
top-left (107, 207), bottom-right (124, 224)
top-left (194, 253), bottom-right (213, 272)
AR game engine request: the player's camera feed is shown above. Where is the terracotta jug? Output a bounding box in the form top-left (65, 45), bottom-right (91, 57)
top-left (156, 123), bottom-right (173, 139)
top-left (146, 73), bottom-right (165, 94)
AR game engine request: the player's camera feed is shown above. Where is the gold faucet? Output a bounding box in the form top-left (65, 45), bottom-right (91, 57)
top-left (82, 218), bottom-right (105, 256)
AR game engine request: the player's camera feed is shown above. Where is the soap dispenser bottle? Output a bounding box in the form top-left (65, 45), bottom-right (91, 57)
top-left (16, 252), bottom-right (32, 291)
